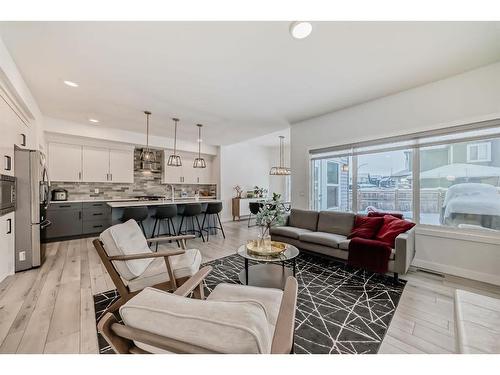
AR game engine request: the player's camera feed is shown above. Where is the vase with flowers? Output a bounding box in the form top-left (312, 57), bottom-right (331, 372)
top-left (255, 193), bottom-right (287, 250)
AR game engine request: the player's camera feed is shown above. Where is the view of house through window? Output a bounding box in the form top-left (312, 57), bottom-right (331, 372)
top-left (420, 138), bottom-right (500, 230)
top-left (311, 128), bottom-right (500, 231)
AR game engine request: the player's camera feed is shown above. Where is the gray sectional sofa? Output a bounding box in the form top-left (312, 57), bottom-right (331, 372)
top-left (270, 209), bottom-right (415, 279)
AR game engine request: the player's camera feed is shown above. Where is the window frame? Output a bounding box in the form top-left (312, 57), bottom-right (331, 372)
top-left (466, 142), bottom-right (492, 163)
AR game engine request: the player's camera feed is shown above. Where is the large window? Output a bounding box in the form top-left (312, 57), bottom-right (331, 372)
top-left (357, 150), bottom-right (413, 219)
top-left (310, 121), bottom-right (500, 232)
top-left (312, 157), bottom-right (352, 211)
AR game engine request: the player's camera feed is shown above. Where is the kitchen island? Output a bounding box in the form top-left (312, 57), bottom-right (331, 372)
top-left (108, 198), bottom-right (222, 238)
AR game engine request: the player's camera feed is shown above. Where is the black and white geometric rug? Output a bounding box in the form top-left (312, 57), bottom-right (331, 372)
top-left (94, 252), bottom-right (406, 354)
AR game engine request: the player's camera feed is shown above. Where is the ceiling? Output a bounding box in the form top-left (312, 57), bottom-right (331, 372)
top-left (1, 21), bottom-right (500, 145)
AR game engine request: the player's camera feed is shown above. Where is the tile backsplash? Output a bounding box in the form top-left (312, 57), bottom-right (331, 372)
top-left (51, 171), bottom-right (216, 201)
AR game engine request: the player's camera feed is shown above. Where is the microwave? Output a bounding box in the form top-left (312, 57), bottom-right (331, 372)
top-left (0, 174), bottom-right (16, 216)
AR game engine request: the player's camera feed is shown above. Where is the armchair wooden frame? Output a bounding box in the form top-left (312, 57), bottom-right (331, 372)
top-left (93, 234), bottom-right (196, 314)
top-left (98, 268), bottom-right (298, 354)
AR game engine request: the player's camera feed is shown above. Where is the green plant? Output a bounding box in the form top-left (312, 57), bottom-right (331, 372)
top-left (255, 194), bottom-right (287, 238)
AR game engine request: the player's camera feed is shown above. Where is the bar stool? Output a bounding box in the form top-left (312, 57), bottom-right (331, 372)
top-left (201, 202), bottom-right (225, 240)
top-left (178, 203), bottom-right (205, 242)
top-left (121, 206), bottom-right (149, 236)
top-left (151, 205), bottom-right (178, 250)
top-left (248, 202), bottom-right (262, 228)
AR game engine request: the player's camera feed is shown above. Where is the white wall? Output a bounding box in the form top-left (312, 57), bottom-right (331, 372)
top-left (291, 61), bottom-right (500, 209)
top-left (218, 129), bottom-right (291, 222)
top-left (290, 61), bottom-right (500, 285)
top-left (219, 142), bottom-right (273, 221)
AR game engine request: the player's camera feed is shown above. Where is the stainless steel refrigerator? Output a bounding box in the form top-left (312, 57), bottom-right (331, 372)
top-left (14, 147), bottom-right (51, 271)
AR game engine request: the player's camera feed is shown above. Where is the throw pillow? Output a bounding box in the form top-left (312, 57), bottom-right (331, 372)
top-left (375, 215), bottom-right (415, 248)
top-left (347, 215), bottom-right (384, 239)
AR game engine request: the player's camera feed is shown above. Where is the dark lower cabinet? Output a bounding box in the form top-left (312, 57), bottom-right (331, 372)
top-left (44, 201), bottom-right (111, 241)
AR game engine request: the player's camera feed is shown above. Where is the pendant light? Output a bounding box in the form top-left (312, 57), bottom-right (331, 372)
top-left (167, 118), bottom-right (182, 167)
top-left (140, 111), bottom-right (156, 170)
top-left (193, 124), bottom-right (206, 168)
top-left (270, 135), bottom-right (291, 175)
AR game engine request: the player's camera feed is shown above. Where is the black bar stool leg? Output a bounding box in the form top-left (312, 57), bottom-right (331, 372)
top-left (195, 216), bottom-right (205, 242)
top-left (178, 215), bottom-right (185, 235)
top-left (151, 218), bottom-right (158, 239)
top-left (217, 213), bottom-right (226, 239)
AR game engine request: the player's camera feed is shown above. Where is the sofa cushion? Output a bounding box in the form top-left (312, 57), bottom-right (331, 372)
top-left (270, 226), bottom-right (313, 240)
top-left (299, 232), bottom-right (348, 248)
top-left (99, 219), bottom-right (153, 280)
top-left (120, 286), bottom-right (273, 354)
top-left (317, 211), bottom-right (355, 236)
top-left (375, 215), bottom-right (415, 248)
top-left (339, 239), bottom-right (351, 250)
top-left (348, 215), bottom-right (384, 239)
top-left (288, 209), bottom-right (319, 231)
top-left (125, 248), bottom-right (202, 292)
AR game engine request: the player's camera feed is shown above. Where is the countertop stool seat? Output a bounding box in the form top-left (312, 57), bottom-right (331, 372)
top-left (201, 201), bottom-right (225, 241)
top-left (121, 206), bottom-right (149, 236)
top-left (151, 205), bottom-right (179, 250)
top-left (178, 203), bottom-right (205, 242)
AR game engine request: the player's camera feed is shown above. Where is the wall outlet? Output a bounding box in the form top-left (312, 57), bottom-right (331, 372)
top-left (19, 251), bottom-right (26, 261)
top-left (94, 188), bottom-right (99, 194)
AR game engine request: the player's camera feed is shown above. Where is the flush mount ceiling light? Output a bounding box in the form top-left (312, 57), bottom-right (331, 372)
top-left (140, 111), bottom-right (156, 169)
top-left (63, 80), bottom-right (79, 87)
top-left (270, 136), bottom-right (291, 176)
top-left (289, 21), bottom-right (312, 39)
top-left (167, 118), bottom-right (182, 167)
top-left (88, 118), bottom-right (99, 123)
top-left (193, 124), bottom-right (206, 168)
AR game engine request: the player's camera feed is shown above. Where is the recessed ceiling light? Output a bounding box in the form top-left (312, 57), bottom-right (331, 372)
top-left (290, 21), bottom-right (312, 39)
top-left (63, 80), bottom-right (79, 87)
top-left (88, 118), bottom-right (99, 123)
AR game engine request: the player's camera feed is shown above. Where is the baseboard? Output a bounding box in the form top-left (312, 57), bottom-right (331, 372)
top-left (412, 258), bottom-right (500, 286)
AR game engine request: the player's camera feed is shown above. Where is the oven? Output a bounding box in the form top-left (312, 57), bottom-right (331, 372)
top-left (0, 174), bottom-right (16, 216)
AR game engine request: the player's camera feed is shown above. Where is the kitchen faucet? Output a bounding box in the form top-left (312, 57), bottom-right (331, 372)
top-left (169, 184), bottom-right (175, 202)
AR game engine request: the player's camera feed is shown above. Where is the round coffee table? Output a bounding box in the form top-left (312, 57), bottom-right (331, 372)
top-left (236, 242), bottom-right (299, 289)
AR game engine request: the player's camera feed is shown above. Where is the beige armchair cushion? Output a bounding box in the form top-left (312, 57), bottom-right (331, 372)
top-left (125, 248), bottom-right (202, 292)
top-left (120, 285), bottom-right (276, 354)
top-left (100, 219), bottom-right (153, 280)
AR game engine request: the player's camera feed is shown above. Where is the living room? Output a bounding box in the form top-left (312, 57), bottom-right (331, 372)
top-left (1, 0), bottom-right (500, 373)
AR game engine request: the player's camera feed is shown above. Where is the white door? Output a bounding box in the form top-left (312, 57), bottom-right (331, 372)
top-left (48, 142), bottom-right (83, 182)
top-left (196, 156), bottom-right (212, 184)
top-left (82, 146), bottom-right (109, 182)
top-left (109, 149), bottom-right (134, 183)
top-left (181, 154), bottom-right (197, 184)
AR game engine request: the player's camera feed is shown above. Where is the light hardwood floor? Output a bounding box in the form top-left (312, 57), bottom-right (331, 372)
top-left (0, 220), bottom-right (499, 354)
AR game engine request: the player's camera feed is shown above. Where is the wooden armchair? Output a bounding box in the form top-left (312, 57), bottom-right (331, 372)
top-left (98, 267), bottom-right (298, 354)
top-left (93, 219), bottom-right (202, 314)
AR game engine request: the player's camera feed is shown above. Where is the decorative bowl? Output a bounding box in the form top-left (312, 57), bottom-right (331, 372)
top-left (246, 240), bottom-right (287, 257)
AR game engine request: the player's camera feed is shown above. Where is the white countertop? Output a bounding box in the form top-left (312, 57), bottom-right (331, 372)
top-left (107, 199), bottom-right (221, 208)
top-left (50, 198), bottom-right (140, 204)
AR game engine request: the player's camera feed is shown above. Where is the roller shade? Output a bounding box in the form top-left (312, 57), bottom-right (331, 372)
top-left (310, 118), bottom-right (500, 160)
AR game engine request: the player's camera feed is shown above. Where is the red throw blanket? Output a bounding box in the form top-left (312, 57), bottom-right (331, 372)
top-left (347, 237), bottom-right (393, 274)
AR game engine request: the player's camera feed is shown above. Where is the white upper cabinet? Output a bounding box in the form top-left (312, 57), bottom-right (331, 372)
top-left (48, 142), bottom-right (83, 182)
top-left (48, 141), bottom-right (134, 183)
top-left (82, 146), bottom-right (109, 182)
top-left (109, 149), bottom-right (134, 183)
top-left (163, 151), bottom-right (216, 184)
